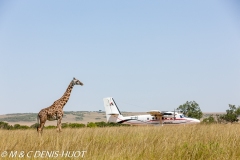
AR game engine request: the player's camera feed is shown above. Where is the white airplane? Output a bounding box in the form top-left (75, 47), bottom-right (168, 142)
top-left (103, 97), bottom-right (200, 125)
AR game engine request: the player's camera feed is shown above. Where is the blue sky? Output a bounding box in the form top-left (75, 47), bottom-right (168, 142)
top-left (0, 1), bottom-right (240, 114)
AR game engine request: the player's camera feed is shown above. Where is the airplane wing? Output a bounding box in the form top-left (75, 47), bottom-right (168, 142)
top-left (147, 110), bottom-right (163, 116)
top-left (147, 110), bottom-right (163, 125)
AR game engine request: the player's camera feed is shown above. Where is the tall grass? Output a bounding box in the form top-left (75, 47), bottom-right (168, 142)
top-left (0, 124), bottom-right (240, 159)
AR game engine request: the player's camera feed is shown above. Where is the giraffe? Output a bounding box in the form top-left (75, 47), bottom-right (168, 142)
top-left (37, 77), bottom-right (83, 134)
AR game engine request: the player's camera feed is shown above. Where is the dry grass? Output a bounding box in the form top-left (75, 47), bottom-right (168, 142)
top-left (1, 124), bottom-right (240, 160)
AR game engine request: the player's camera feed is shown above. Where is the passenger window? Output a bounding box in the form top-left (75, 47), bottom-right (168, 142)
top-left (147, 118), bottom-right (149, 120)
top-left (152, 117), bottom-right (154, 120)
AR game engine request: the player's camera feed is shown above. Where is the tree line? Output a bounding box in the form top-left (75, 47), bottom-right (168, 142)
top-left (177, 101), bottom-right (240, 124)
top-left (202, 104), bottom-right (240, 124)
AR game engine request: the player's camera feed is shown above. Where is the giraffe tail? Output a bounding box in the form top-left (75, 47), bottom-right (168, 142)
top-left (37, 114), bottom-right (40, 131)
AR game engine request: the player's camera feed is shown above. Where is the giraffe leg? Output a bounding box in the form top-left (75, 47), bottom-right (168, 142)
top-left (57, 117), bottom-right (62, 132)
top-left (37, 122), bottom-right (45, 136)
top-left (37, 116), bottom-right (46, 136)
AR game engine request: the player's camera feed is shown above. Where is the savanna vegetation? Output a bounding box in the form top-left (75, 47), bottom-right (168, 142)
top-left (0, 121), bottom-right (129, 130)
top-left (177, 101), bottom-right (203, 119)
top-left (1, 103), bottom-right (240, 159)
top-left (1, 124), bottom-right (240, 159)
top-left (202, 104), bottom-right (240, 124)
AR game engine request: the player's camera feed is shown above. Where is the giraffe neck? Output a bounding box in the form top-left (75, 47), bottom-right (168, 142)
top-left (59, 81), bottom-right (74, 109)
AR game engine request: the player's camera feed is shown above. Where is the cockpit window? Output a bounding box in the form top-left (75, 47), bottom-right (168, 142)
top-left (180, 115), bottom-right (184, 118)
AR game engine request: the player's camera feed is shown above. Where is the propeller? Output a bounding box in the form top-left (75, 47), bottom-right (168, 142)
top-left (174, 108), bottom-right (176, 121)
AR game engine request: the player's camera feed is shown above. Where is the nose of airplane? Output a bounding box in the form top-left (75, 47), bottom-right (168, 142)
top-left (193, 119), bottom-right (200, 123)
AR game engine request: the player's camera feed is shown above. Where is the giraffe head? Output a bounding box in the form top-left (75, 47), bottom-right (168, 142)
top-left (72, 77), bottom-right (84, 86)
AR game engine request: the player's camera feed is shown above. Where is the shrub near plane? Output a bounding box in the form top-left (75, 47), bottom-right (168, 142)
top-left (103, 97), bottom-right (200, 125)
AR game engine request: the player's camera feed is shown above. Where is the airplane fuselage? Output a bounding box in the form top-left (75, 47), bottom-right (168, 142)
top-left (115, 112), bottom-right (199, 125)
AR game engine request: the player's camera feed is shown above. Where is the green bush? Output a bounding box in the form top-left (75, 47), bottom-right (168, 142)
top-left (61, 123), bottom-right (69, 128)
top-left (95, 121), bottom-right (108, 127)
top-left (68, 123), bottom-right (85, 128)
top-left (201, 115), bottom-right (217, 124)
top-left (0, 121), bottom-right (13, 130)
top-left (87, 122), bottom-right (97, 128)
top-left (30, 123), bottom-right (39, 128)
top-left (94, 121), bottom-right (130, 127)
top-left (45, 125), bottom-right (56, 129)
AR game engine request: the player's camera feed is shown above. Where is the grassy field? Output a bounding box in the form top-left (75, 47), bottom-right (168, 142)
top-left (0, 124), bottom-right (240, 160)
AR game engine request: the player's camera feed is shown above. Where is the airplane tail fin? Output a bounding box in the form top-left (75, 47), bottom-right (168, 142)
top-left (103, 97), bottom-right (123, 123)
